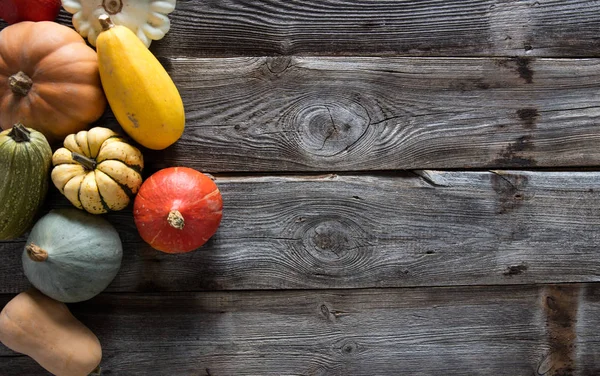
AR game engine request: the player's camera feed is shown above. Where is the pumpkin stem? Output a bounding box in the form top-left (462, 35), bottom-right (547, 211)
top-left (98, 14), bottom-right (115, 31)
top-left (72, 152), bottom-right (97, 170)
top-left (26, 243), bottom-right (48, 262)
top-left (7, 123), bottom-right (31, 142)
top-left (88, 365), bottom-right (102, 375)
top-left (8, 71), bottom-right (33, 96)
top-left (167, 210), bottom-right (185, 230)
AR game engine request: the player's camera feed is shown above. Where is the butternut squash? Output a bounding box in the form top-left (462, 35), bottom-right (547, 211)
top-left (96, 14), bottom-right (185, 150)
top-left (0, 289), bottom-right (102, 376)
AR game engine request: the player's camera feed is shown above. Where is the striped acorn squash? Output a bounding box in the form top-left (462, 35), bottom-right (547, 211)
top-left (0, 124), bottom-right (52, 240)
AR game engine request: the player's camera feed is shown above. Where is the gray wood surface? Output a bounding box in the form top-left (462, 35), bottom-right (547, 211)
top-left (54, 1), bottom-right (600, 58)
top-left (116, 56), bottom-right (600, 172)
top-left (3, 171), bottom-right (600, 293)
top-left (0, 284), bottom-right (597, 375)
top-left (2, 2), bottom-right (600, 375)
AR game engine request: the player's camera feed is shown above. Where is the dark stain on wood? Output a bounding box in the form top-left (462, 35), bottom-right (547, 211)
top-left (494, 136), bottom-right (537, 167)
top-left (517, 108), bottom-right (539, 129)
top-left (490, 172), bottom-right (529, 214)
top-left (583, 284), bottom-right (600, 303)
top-left (494, 107), bottom-right (539, 166)
top-left (496, 57), bottom-right (534, 84)
top-left (580, 286), bottom-right (600, 376)
top-left (449, 79), bottom-right (491, 92)
top-left (503, 263), bottom-right (528, 276)
top-left (515, 57), bottom-right (534, 84)
top-left (537, 285), bottom-right (580, 376)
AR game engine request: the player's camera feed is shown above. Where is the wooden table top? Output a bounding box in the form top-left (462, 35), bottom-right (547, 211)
top-left (2, 1), bottom-right (600, 375)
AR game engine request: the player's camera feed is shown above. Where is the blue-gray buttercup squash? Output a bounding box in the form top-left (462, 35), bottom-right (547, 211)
top-left (22, 208), bottom-right (123, 303)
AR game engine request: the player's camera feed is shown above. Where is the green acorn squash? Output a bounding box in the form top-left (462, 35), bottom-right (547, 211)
top-left (0, 124), bottom-right (52, 240)
top-left (22, 208), bottom-right (123, 303)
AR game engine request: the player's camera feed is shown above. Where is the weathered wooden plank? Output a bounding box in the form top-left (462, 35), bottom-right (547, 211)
top-left (46, 1), bottom-right (600, 58)
top-left (2, 30), bottom-right (599, 171)
top-left (1, 284), bottom-right (599, 375)
top-left (2, 171), bottom-right (600, 293)
top-left (106, 56), bottom-right (600, 172)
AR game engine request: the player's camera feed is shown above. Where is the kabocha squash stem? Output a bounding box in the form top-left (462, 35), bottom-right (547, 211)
top-left (8, 71), bottom-right (33, 96)
top-left (7, 123), bottom-right (31, 142)
top-left (25, 243), bottom-right (48, 262)
top-left (167, 210), bottom-right (185, 230)
top-left (71, 152), bottom-right (97, 170)
top-left (134, 167), bottom-right (223, 253)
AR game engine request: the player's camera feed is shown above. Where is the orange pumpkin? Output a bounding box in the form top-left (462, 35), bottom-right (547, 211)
top-left (0, 21), bottom-right (106, 143)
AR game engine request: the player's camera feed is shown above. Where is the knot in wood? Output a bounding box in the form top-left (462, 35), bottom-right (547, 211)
top-left (310, 220), bottom-right (353, 261)
top-left (289, 99), bottom-right (369, 158)
top-left (265, 56), bottom-right (292, 74)
top-left (339, 340), bottom-right (359, 356)
top-left (290, 217), bottom-right (369, 274)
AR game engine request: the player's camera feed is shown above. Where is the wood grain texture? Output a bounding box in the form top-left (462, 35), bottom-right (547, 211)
top-left (56, 0), bottom-right (600, 58)
top-left (1, 284), bottom-right (599, 375)
top-left (2, 171), bottom-right (600, 293)
top-left (105, 56), bottom-right (600, 172)
top-left (3, 22), bottom-right (600, 172)
top-left (0, 3), bottom-right (598, 375)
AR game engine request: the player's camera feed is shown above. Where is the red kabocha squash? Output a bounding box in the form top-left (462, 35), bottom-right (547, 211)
top-left (133, 167), bottom-right (223, 254)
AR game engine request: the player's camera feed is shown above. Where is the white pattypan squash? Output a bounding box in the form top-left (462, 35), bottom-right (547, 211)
top-left (62, 0), bottom-right (176, 47)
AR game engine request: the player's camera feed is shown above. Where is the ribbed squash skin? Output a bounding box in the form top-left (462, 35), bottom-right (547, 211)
top-left (0, 125), bottom-right (52, 239)
top-left (0, 21), bottom-right (106, 143)
top-left (51, 127), bottom-right (144, 214)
